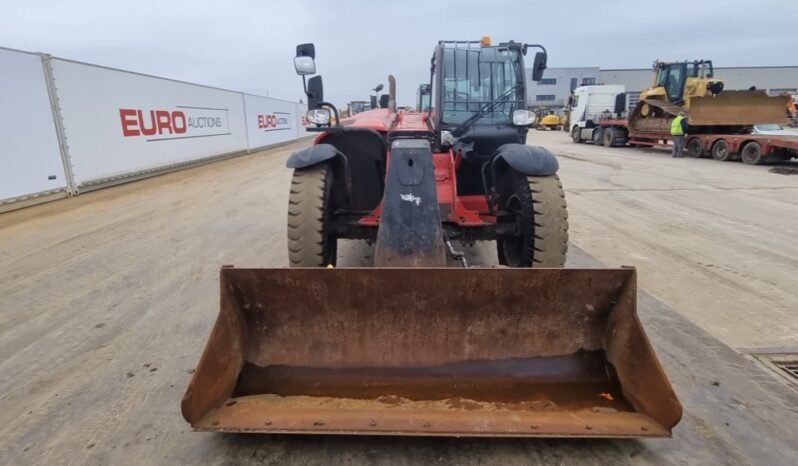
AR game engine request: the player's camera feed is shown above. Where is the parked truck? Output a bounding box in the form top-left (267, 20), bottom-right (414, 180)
top-left (568, 83), bottom-right (798, 164)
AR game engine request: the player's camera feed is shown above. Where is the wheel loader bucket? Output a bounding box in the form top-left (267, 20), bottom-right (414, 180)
top-left (182, 267), bottom-right (682, 437)
top-left (689, 91), bottom-right (790, 126)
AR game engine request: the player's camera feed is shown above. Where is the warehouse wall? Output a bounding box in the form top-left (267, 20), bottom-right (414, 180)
top-left (526, 67), bottom-right (600, 108)
top-left (0, 46), bottom-right (309, 211)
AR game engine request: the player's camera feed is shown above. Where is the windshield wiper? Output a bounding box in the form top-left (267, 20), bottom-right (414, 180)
top-left (451, 83), bottom-right (522, 136)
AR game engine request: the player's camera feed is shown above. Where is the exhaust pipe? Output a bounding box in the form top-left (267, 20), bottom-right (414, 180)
top-left (388, 74), bottom-right (396, 114)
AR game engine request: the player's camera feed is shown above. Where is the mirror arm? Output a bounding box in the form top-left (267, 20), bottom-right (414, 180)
top-left (525, 43), bottom-right (547, 55)
top-left (302, 74), bottom-right (308, 96)
top-left (320, 101), bottom-right (340, 127)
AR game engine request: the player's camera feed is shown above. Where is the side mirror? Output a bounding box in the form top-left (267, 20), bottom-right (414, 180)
top-left (294, 56), bottom-right (316, 75)
top-left (532, 51), bottom-right (547, 81)
top-left (374, 84), bottom-right (384, 93)
top-left (370, 95), bottom-right (377, 109)
top-left (512, 109), bottom-right (536, 126)
top-left (379, 94), bottom-right (389, 109)
top-left (296, 43), bottom-right (315, 59)
top-left (307, 75), bottom-right (324, 110)
top-left (614, 93), bottom-right (627, 115)
top-left (294, 43), bottom-right (316, 76)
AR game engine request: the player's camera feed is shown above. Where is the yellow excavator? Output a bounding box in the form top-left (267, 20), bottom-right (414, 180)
top-left (534, 107), bottom-right (563, 130)
top-left (629, 59), bottom-right (789, 133)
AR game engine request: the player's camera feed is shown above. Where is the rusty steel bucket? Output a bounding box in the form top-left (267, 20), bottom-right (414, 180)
top-left (181, 267), bottom-right (682, 437)
top-left (689, 91), bottom-right (790, 126)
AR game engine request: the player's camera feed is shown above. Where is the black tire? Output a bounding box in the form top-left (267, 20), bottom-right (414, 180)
top-left (686, 138), bottom-right (703, 158)
top-left (592, 128), bottom-right (602, 145)
top-left (496, 171), bottom-right (568, 267)
top-left (740, 141), bottom-right (763, 165)
top-left (711, 139), bottom-right (732, 161)
top-left (602, 128), bottom-right (615, 147)
top-left (571, 126), bottom-right (582, 143)
top-left (287, 164), bottom-right (338, 266)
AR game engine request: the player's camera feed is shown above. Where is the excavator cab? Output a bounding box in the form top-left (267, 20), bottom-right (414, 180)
top-left (656, 62), bottom-right (688, 102)
top-left (653, 60), bottom-right (720, 103)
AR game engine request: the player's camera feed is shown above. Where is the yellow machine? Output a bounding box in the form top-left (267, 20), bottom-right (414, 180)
top-left (535, 107), bottom-right (562, 130)
top-left (629, 60), bottom-right (789, 133)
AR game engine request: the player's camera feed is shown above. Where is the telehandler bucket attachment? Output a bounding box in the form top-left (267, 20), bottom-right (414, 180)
top-left (689, 91), bottom-right (790, 126)
top-left (182, 267), bottom-right (682, 437)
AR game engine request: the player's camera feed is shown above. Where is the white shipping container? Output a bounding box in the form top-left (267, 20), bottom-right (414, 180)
top-left (50, 59), bottom-right (248, 188)
top-left (243, 95), bottom-right (301, 150)
top-left (0, 48), bottom-right (67, 204)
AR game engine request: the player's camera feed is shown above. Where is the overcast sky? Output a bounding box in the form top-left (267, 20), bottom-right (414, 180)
top-left (2, 0), bottom-right (797, 106)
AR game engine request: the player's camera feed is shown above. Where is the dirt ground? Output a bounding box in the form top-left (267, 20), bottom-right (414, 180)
top-left (1, 134), bottom-right (797, 465)
top-left (540, 130), bottom-right (798, 350)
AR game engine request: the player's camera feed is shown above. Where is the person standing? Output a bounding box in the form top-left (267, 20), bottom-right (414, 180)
top-left (671, 112), bottom-right (688, 157)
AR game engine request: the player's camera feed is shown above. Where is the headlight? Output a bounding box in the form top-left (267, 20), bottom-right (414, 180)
top-left (512, 109), bottom-right (536, 126)
top-left (306, 109), bottom-right (331, 125)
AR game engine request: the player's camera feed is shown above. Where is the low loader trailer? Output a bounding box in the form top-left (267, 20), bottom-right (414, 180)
top-left (573, 118), bottom-right (798, 164)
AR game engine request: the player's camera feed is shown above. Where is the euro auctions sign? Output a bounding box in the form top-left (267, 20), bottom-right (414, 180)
top-left (257, 112), bottom-right (292, 132)
top-left (119, 106), bottom-right (231, 141)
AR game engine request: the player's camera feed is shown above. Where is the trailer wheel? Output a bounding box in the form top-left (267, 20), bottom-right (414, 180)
top-left (571, 126), bottom-right (582, 143)
top-left (740, 141), bottom-right (764, 165)
top-left (602, 128), bottom-right (615, 147)
top-left (496, 171), bottom-right (568, 268)
top-left (711, 139), bottom-right (732, 161)
top-left (686, 138), bottom-right (703, 158)
top-left (287, 164), bottom-right (338, 267)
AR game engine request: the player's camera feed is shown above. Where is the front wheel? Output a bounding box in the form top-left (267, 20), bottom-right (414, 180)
top-left (287, 164), bottom-right (338, 266)
top-left (571, 126), bottom-right (582, 143)
top-left (496, 171), bottom-right (568, 267)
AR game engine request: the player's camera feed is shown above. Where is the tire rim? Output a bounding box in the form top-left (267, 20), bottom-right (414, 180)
top-left (742, 145), bottom-right (759, 163)
top-left (688, 140), bottom-right (701, 157)
top-left (715, 142), bottom-right (728, 159)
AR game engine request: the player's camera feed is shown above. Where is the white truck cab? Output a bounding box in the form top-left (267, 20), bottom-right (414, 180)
top-left (567, 85), bottom-right (626, 141)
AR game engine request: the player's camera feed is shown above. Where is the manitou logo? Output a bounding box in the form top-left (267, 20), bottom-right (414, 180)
top-left (257, 112), bottom-right (292, 131)
top-left (119, 106), bottom-right (230, 141)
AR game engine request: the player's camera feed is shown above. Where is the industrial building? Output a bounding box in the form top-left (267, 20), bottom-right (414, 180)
top-left (527, 65), bottom-right (798, 111)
